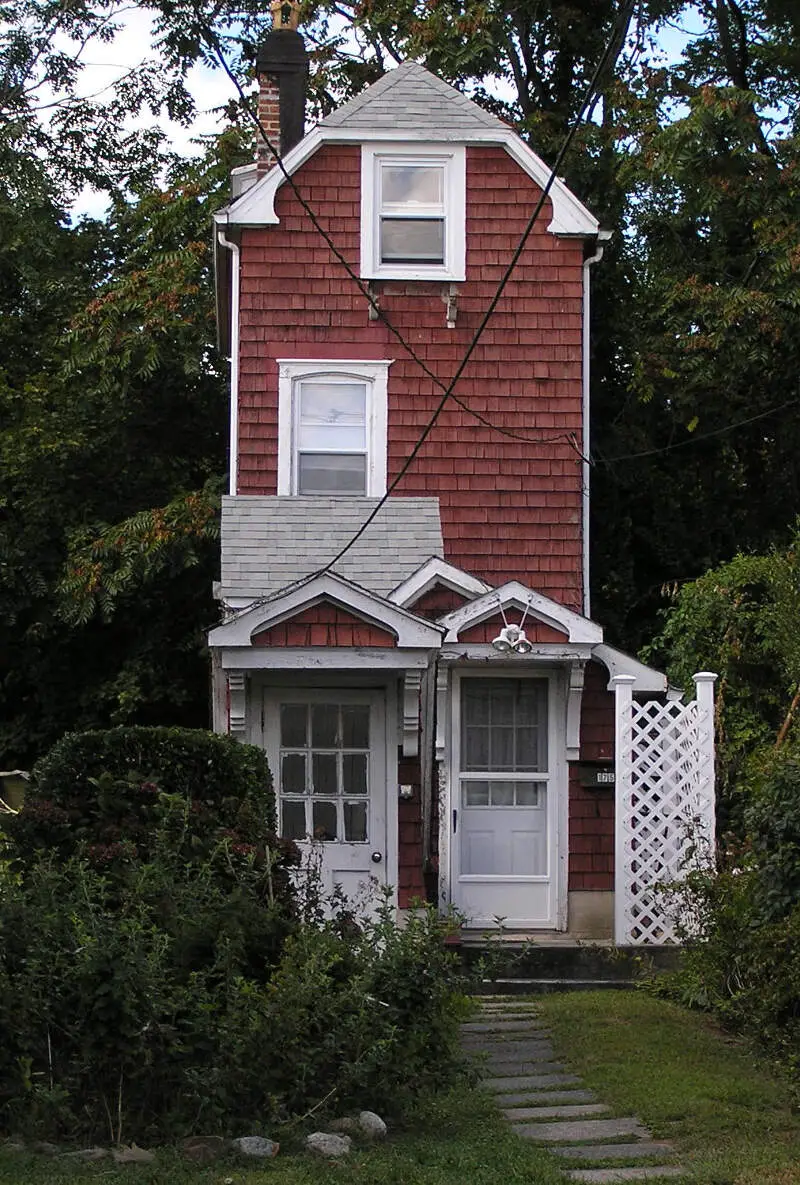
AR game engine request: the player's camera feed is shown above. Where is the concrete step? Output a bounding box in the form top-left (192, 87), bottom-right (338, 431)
top-left (566, 1169), bottom-right (685, 1183)
top-left (495, 1090), bottom-right (599, 1107)
top-left (510, 1117), bottom-right (649, 1142)
top-left (501, 1104), bottom-right (610, 1121)
top-left (552, 1143), bottom-right (675, 1162)
top-left (462, 1019), bottom-right (543, 1033)
top-left (485, 1073), bottom-right (582, 1091)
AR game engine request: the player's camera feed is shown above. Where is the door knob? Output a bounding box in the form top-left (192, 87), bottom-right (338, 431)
top-left (371, 851), bottom-right (382, 864)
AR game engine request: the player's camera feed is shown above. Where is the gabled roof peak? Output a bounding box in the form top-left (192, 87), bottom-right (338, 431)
top-left (320, 61), bottom-right (507, 137)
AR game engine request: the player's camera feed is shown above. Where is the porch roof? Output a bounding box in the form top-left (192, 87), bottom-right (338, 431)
top-left (219, 495), bottom-right (444, 601)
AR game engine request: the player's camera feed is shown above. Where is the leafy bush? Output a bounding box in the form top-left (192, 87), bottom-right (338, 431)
top-left (745, 751), bottom-right (800, 923)
top-left (7, 726), bottom-right (277, 867)
top-left (0, 855), bottom-right (468, 1142)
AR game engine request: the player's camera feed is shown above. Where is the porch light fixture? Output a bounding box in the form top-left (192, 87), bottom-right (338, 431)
top-left (491, 598), bottom-right (534, 654)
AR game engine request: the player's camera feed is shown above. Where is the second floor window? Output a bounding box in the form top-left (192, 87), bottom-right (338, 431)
top-left (277, 359), bottom-right (392, 497)
top-left (296, 378), bottom-right (368, 495)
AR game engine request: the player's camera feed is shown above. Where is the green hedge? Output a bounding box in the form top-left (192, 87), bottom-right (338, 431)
top-left (8, 726), bottom-right (276, 865)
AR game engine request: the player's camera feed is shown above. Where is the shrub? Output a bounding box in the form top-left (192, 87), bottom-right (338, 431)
top-left (7, 726), bottom-right (277, 868)
top-left (0, 858), bottom-right (468, 1142)
top-left (745, 750), bottom-right (800, 923)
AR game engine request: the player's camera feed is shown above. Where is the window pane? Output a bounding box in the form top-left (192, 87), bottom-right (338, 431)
top-left (463, 688), bottom-right (489, 727)
top-left (312, 753), bottom-right (338, 796)
top-left (461, 679), bottom-right (548, 773)
top-left (312, 800), bottom-right (338, 841)
top-left (342, 752), bottom-right (368, 795)
top-left (463, 781), bottom-right (489, 807)
top-left (297, 453), bottom-right (367, 495)
top-left (281, 753), bottom-right (306, 794)
top-left (380, 218), bottom-right (444, 264)
top-left (515, 783), bottom-right (541, 806)
top-left (490, 727), bottom-right (515, 771)
top-left (343, 801), bottom-right (367, 842)
top-left (282, 799), bottom-right (306, 840)
top-left (341, 705), bottom-right (369, 748)
top-left (517, 726), bottom-right (545, 772)
top-left (464, 727), bottom-right (489, 771)
top-left (490, 688), bottom-right (515, 726)
top-left (280, 704), bottom-right (307, 747)
top-left (312, 704), bottom-right (339, 748)
top-left (490, 781), bottom-right (514, 806)
top-left (381, 164), bottom-right (443, 206)
top-left (299, 424), bottom-right (367, 451)
top-left (300, 382), bottom-right (366, 424)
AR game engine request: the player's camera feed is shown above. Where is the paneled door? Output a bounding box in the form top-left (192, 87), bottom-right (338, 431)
top-left (264, 690), bottom-right (387, 907)
top-left (452, 676), bottom-right (557, 928)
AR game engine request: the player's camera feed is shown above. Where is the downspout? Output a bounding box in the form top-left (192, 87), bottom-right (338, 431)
top-left (581, 232), bottom-right (610, 617)
top-left (217, 228), bottom-right (240, 497)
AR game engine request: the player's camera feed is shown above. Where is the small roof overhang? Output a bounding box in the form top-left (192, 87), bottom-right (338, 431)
top-left (439, 581), bottom-right (604, 645)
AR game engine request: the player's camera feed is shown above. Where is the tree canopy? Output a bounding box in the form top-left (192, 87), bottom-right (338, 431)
top-left (1, 0), bottom-right (799, 767)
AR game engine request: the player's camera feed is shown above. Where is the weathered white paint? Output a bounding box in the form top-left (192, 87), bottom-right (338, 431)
top-left (439, 582), bottom-right (603, 645)
top-left (389, 556), bottom-right (490, 608)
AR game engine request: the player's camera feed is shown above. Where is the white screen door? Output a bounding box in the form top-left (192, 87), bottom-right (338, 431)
top-left (453, 676), bottom-right (556, 928)
top-left (264, 690), bottom-right (387, 907)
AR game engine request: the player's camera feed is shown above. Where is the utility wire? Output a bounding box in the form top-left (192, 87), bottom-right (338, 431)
top-left (203, 19), bottom-right (580, 454)
top-left (596, 395), bottom-right (800, 464)
top-left (201, 2), bottom-right (633, 571)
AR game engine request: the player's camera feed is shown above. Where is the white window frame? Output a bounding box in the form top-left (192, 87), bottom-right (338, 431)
top-left (360, 145), bottom-right (466, 282)
top-left (277, 359), bottom-right (392, 497)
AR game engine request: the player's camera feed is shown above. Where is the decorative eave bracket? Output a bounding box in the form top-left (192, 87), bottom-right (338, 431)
top-left (402, 670), bottom-right (423, 757)
top-left (565, 660), bottom-right (586, 761)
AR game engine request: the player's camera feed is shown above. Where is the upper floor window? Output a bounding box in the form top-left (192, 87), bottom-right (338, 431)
top-left (277, 359), bottom-right (392, 496)
top-left (360, 145), bottom-right (466, 282)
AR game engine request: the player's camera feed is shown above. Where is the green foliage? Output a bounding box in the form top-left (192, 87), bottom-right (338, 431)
top-left (646, 536), bottom-right (800, 822)
top-left (745, 751), bottom-right (800, 923)
top-left (8, 726), bottom-right (278, 859)
top-left (0, 857), bottom-right (467, 1141)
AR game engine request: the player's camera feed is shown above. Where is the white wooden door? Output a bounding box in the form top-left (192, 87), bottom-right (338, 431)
top-left (452, 676), bottom-right (558, 928)
top-left (264, 690), bottom-right (387, 908)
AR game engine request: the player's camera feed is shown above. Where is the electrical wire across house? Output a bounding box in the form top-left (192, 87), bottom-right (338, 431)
top-left (200, 0), bottom-right (635, 572)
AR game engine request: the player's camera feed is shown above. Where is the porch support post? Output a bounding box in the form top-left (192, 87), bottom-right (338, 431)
top-left (611, 675), bottom-right (636, 946)
top-left (692, 671), bottom-right (718, 862)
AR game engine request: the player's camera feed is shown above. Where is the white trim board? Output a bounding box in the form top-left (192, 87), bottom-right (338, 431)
top-left (389, 556), bottom-right (491, 607)
top-left (439, 581), bottom-right (603, 645)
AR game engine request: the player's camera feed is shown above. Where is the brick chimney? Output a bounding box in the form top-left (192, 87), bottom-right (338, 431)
top-left (256, 0), bottom-right (308, 176)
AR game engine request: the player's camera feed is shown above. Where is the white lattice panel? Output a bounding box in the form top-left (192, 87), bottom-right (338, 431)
top-left (613, 675), bottom-right (716, 945)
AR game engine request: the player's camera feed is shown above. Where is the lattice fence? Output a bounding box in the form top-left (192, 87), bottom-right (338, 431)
top-left (613, 674), bottom-right (716, 945)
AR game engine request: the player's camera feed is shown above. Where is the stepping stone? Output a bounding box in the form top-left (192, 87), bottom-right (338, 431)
top-left (486, 1061), bottom-right (567, 1077)
top-left (502, 1104), bottom-right (610, 1121)
top-left (465, 1039), bottom-right (555, 1055)
top-left (496, 1090), bottom-right (599, 1107)
top-left (486, 1074), bottom-right (582, 1091)
top-left (511, 1117), bottom-right (649, 1142)
top-left (552, 1143), bottom-right (675, 1161)
top-left (462, 1020), bottom-right (537, 1033)
top-left (566, 1169), bottom-right (684, 1182)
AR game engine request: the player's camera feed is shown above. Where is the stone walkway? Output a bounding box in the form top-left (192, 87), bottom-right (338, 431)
top-left (462, 999), bottom-right (686, 1184)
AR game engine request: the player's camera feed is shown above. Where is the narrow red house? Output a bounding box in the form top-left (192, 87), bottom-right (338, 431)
top-left (209, 9), bottom-right (716, 943)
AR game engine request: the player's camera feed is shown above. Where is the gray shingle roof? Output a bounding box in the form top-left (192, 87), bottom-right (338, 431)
top-left (220, 495), bottom-right (444, 599)
top-left (320, 61), bottom-right (506, 137)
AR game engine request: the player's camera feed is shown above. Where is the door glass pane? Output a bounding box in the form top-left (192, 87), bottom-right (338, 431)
top-left (312, 753), bottom-right (338, 796)
top-left (312, 800), bottom-right (338, 841)
top-left (281, 753), bottom-right (306, 794)
top-left (490, 727), bottom-right (515, 771)
top-left (382, 164), bottom-right (443, 206)
top-left (380, 218), bottom-right (445, 263)
top-left (343, 801), bottom-right (367, 842)
top-left (342, 705), bottom-right (369, 748)
top-left (464, 727), bottom-right (489, 771)
top-left (461, 679), bottom-right (548, 773)
top-left (280, 704), bottom-right (307, 747)
top-left (490, 781), bottom-right (514, 806)
top-left (463, 781), bottom-right (490, 807)
top-left (515, 783), bottom-right (541, 806)
top-left (282, 800), bottom-right (306, 840)
top-left (312, 704), bottom-right (339, 748)
top-left (297, 453), bottom-right (367, 495)
top-left (342, 752), bottom-right (368, 795)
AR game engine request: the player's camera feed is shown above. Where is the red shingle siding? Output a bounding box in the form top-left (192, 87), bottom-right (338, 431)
top-left (252, 601), bottom-right (396, 647)
top-left (236, 144), bottom-right (585, 609)
top-left (409, 585), bottom-right (470, 619)
top-left (459, 613), bottom-right (568, 644)
top-left (397, 756), bottom-right (425, 907)
top-left (568, 660), bottom-right (615, 890)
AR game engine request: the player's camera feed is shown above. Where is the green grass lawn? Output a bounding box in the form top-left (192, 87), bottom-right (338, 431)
top-left (539, 989), bottom-right (800, 1185)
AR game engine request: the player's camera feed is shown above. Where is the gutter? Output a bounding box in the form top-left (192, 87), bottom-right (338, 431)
top-left (581, 230), bottom-right (612, 617)
top-left (217, 228), bottom-right (241, 497)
